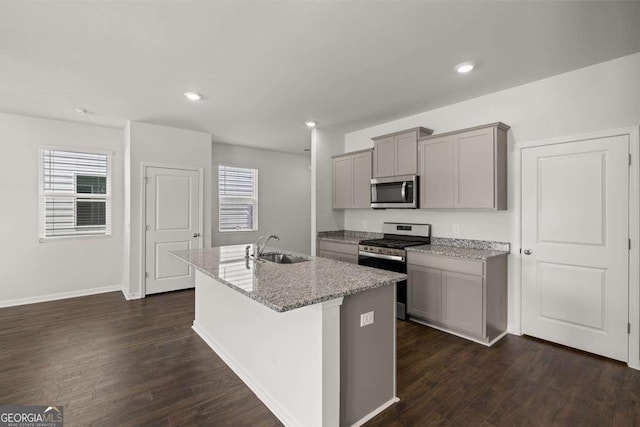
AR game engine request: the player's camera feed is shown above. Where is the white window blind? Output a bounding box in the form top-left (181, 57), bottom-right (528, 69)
top-left (218, 165), bottom-right (258, 232)
top-left (39, 149), bottom-right (111, 239)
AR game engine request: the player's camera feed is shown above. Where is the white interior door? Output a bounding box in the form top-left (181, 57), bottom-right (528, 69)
top-left (145, 166), bottom-right (201, 295)
top-left (521, 135), bottom-right (629, 361)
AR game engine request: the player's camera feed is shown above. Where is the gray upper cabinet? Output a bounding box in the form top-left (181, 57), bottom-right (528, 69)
top-left (332, 149), bottom-right (372, 209)
top-left (372, 127), bottom-right (433, 178)
top-left (419, 135), bottom-right (455, 209)
top-left (418, 122), bottom-right (509, 210)
top-left (351, 151), bottom-right (372, 208)
top-left (333, 155), bottom-right (352, 209)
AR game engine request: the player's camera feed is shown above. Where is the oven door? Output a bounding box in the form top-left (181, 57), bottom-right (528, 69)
top-left (358, 253), bottom-right (407, 320)
top-left (370, 175), bottom-right (417, 208)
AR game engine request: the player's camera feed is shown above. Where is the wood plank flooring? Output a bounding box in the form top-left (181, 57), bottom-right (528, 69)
top-left (1, 290), bottom-right (639, 426)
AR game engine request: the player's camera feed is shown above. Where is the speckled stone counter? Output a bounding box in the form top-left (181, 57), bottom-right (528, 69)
top-left (406, 237), bottom-right (510, 260)
top-left (406, 244), bottom-right (508, 260)
top-left (317, 230), bottom-right (382, 244)
top-left (170, 245), bottom-right (406, 312)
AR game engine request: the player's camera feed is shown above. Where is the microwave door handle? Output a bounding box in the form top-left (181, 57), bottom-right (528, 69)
top-left (401, 182), bottom-right (406, 201)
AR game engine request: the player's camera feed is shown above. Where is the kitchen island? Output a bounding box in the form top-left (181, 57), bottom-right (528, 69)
top-left (171, 245), bottom-right (406, 427)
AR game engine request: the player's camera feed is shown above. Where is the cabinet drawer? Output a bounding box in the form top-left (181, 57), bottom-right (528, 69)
top-left (318, 240), bottom-right (359, 256)
top-left (407, 252), bottom-right (483, 276)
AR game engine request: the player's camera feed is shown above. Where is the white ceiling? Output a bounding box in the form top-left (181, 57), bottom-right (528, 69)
top-left (1, 1), bottom-right (639, 153)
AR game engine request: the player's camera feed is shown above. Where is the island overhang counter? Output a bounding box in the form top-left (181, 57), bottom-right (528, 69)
top-left (171, 245), bottom-right (406, 427)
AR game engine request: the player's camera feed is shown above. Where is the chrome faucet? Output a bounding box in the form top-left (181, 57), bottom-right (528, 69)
top-left (254, 234), bottom-right (280, 259)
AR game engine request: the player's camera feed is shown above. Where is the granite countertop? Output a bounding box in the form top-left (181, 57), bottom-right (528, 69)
top-left (170, 245), bottom-right (406, 313)
top-left (317, 230), bottom-right (382, 245)
top-left (406, 245), bottom-right (509, 260)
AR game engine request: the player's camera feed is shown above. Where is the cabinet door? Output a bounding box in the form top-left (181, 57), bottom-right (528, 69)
top-left (351, 151), bottom-right (372, 208)
top-left (407, 265), bottom-right (442, 322)
top-left (442, 271), bottom-right (483, 337)
top-left (318, 250), bottom-right (339, 260)
top-left (454, 128), bottom-right (495, 208)
top-left (338, 253), bottom-right (359, 264)
top-left (395, 131), bottom-right (418, 175)
top-left (333, 156), bottom-right (353, 209)
top-left (419, 136), bottom-right (454, 208)
top-left (373, 136), bottom-right (395, 178)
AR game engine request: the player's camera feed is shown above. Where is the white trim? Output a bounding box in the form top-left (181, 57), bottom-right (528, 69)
top-left (0, 285), bottom-right (123, 308)
top-left (39, 234), bottom-right (112, 243)
top-left (140, 162), bottom-right (205, 298)
top-left (120, 287), bottom-right (142, 301)
top-left (38, 147), bottom-right (113, 241)
top-left (350, 397), bottom-right (399, 427)
top-left (217, 163), bottom-right (259, 233)
top-left (310, 128), bottom-right (318, 256)
top-left (38, 144), bottom-right (115, 157)
top-left (192, 321), bottom-right (305, 427)
top-left (513, 126), bottom-right (640, 370)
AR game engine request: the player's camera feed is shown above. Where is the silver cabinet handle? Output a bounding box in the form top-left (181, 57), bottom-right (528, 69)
top-left (193, 233), bottom-right (201, 238)
top-left (523, 249), bottom-right (532, 255)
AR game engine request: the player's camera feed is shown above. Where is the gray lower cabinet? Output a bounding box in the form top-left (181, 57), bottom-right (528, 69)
top-left (442, 271), bottom-right (483, 337)
top-left (407, 251), bottom-right (507, 345)
top-left (418, 122), bottom-right (509, 210)
top-left (407, 265), bottom-right (442, 322)
top-left (332, 149), bottom-right (372, 209)
top-left (317, 240), bottom-right (359, 264)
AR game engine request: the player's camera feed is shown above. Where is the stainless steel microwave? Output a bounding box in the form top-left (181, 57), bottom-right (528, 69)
top-left (370, 175), bottom-right (418, 209)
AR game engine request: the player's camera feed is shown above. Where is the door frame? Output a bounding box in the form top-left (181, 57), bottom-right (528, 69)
top-left (513, 126), bottom-right (640, 369)
top-left (140, 162), bottom-right (204, 298)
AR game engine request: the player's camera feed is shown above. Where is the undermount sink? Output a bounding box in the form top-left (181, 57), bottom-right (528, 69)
top-left (260, 253), bottom-right (310, 264)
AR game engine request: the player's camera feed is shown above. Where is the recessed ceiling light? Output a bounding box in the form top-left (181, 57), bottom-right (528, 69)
top-left (74, 108), bottom-right (88, 115)
top-left (305, 121), bottom-right (317, 128)
top-left (455, 62), bottom-right (475, 74)
top-left (184, 91), bottom-right (203, 101)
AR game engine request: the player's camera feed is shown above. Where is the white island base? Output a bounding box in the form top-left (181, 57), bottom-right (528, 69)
top-left (192, 271), bottom-right (398, 427)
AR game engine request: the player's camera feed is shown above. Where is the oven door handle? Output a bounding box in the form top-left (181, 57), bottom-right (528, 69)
top-left (359, 251), bottom-right (405, 262)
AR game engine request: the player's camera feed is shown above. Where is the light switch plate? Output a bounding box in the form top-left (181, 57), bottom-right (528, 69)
top-left (452, 224), bottom-right (460, 235)
top-left (360, 311), bottom-right (375, 327)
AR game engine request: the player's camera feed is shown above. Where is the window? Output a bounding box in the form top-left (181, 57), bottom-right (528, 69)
top-left (218, 165), bottom-right (258, 232)
top-left (39, 148), bottom-right (111, 240)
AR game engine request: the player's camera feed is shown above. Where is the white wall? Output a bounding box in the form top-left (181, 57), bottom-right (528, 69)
top-left (342, 52), bottom-right (640, 331)
top-left (123, 121), bottom-right (212, 298)
top-left (312, 129), bottom-right (346, 254)
top-left (344, 52), bottom-right (640, 237)
top-left (0, 113), bottom-right (124, 304)
top-left (212, 142), bottom-right (311, 254)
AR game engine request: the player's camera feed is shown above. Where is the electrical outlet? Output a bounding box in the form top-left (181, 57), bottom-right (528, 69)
top-left (452, 224), bottom-right (460, 235)
top-left (361, 220), bottom-right (368, 230)
top-left (360, 311), bottom-right (375, 327)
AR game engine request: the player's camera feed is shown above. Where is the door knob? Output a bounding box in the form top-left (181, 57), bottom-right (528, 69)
top-left (193, 233), bottom-right (201, 238)
top-left (523, 249), bottom-right (532, 255)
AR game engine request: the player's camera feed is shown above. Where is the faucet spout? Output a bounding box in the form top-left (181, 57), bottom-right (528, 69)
top-left (259, 235), bottom-right (280, 256)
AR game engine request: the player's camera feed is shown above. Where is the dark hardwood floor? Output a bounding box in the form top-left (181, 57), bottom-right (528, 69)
top-left (1, 290), bottom-right (639, 426)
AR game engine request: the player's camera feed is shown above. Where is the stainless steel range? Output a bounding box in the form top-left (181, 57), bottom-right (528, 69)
top-left (358, 222), bottom-right (431, 320)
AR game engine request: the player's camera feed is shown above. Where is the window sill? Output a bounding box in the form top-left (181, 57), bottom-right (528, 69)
top-left (218, 229), bottom-right (258, 233)
top-left (39, 234), bottom-right (112, 243)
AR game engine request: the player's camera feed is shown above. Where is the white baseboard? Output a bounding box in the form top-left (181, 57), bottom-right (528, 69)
top-left (351, 397), bottom-right (399, 427)
top-left (0, 284), bottom-right (123, 308)
top-left (121, 287), bottom-right (142, 300)
top-left (192, 321), bottom-right (304, 427)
